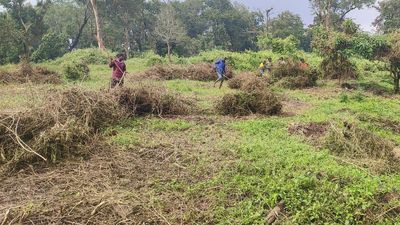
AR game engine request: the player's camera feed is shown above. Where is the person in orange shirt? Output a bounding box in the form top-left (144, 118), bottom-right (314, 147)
top-left (299, 58), bottom-right (309, 70)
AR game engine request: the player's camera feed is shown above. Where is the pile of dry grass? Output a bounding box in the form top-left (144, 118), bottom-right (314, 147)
top-left (324, 122), bottom-right (400, 173)
top-left (216, 90), bottom-right (282, 116)
top-left (271, 60), bottom-right (319, 89)
top-left (0, 88), bottom-right (125, 170)
top-left (228, 72), bottom-right (268, 92)
top-left (117, 85), bottom-right (194, 116)
top-left (133, 63), bottom-right (233, 81)
top-left (0, 86), bottom-right (195, 171)
top-left (0, 60), bottom-right (61, 84)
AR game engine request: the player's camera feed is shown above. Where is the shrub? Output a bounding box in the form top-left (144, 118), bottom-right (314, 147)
top-left (62, 61), bottom-right (90, 81)
top-left (53, 48), bottom-right (111, 65)
top-left (216, 90), bottom-right (282, 116)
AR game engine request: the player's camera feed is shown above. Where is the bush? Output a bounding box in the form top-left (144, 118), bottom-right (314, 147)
top-left (62, 61), bottom-right (90, 81)
top-left (216, 90), bottom-right (282, 116)
top-left (257, 35), bottom-right (300, 54)
top-left (53, 48), bottom-right (111, 65)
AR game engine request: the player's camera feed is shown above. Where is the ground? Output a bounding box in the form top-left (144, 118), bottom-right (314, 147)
top-left (1, 60), bottom-right (400, 224)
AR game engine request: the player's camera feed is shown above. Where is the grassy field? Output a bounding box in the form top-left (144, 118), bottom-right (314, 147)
top-left (1, 56), bottom-right (400, 224)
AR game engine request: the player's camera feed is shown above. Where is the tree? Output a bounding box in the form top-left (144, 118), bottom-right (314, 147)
top-left (0, 13), bottom-right (24, 64)
top-left (269, 11), bottom-right (305, 48)
top-left (374, 0), bottom-right (400, 33)
top-left (89, 0), bottom-right (105, 49)
top-left (44, 0), bottom-right (93, 50)
top-left (154, 5), bottom-right (186, 62)
top-left (309, 0), bottom-right (376, 29)
top-left (374, 32), bottom-right (400, 93)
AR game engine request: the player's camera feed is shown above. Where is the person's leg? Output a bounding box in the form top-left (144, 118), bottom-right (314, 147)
top-left (219, 78), bottom-right (224, 89)
top-left (214, 72), bottom-right (222, 87)
top-left (110, 78), bottom-right (117, 88)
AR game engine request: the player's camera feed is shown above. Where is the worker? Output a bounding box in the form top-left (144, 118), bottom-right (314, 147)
top-left (265, 57), bottom-right (273, 74)
top-left (109, 53), bottom-right (127, 88)
top-left (299, 58), bottom-right (309, 70)
top-left (214, 57), bottom-right (227, 89)
top-left (259, 60), bottom-right (267, 76)
top-left (278, 57), bottom-right (287, 66)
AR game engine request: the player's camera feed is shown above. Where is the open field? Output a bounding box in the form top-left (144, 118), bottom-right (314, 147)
top-left (1, 54), bottom-right (400, 225)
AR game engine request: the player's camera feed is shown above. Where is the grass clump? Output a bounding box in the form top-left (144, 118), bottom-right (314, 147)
top-left (0, 60), bottom-right (61, 84)
top-left (62, 61), bottom-right (90, 81)
top-left (216, 90), bottom-right (282, 116)
top-left (324, 122), bottom-right (400, 173)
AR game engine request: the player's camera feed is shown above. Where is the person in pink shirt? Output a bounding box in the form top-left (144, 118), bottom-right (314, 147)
top-left (109, 53), bottom-right (127, 88)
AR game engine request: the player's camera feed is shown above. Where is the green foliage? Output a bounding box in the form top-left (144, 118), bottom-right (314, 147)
top-left (31, 32), bottom-right (68, 62)
top-left (62, 61), bottom-right (90, 81)
top-left (53, 48), bottom-right (112, 65)
top-left (0, 14), bottom-right (24, 64)
top-left (375, 0), bottom-right (400, 33)
top-left (257, 35), bottom-right (300, 54)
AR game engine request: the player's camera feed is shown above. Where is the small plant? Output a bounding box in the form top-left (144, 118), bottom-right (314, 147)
top-left (62, 61), bottom-right (90, 81)
top-left (339, 93), bottom-right (349, 103)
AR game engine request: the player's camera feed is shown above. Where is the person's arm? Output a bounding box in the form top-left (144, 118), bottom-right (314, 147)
top-left (109, 60), bottom-right (115, 68)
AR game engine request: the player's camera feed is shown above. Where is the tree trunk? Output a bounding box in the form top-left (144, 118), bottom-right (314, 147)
top-left (89, 0), bottom-right (105, 49)
top-left (70, 2), bottom-right (90, 51)
top-left (123, 13), bottom-right (130, 58)
top-left (167, 41), bottom-right (171, 63)
top-left (395, 73), bottom-right (400, 94)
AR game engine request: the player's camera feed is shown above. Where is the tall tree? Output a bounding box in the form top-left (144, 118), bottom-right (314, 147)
top-left (89, 0), bottom-right (105, 49)
top-left (269, 11), bottom-right (305, 40)
top-left (374, 0), bottom-right (400, 33)
top-left (154, 4), bottom-right (186, 62)
top-left (310, 0), bottom-right (375, 29)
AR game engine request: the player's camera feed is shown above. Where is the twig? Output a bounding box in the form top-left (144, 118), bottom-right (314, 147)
top-left (1, 209), bottom-right (10, 225)
top-left (0, 123), bottom-right (47, 162)
top-left (375, 205), bottom-right (400, 221)
top-left (90, 201), bottom-right (106, 216)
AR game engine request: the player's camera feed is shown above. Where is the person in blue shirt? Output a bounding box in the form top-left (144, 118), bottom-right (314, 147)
top-left (214, 57), bottom-right (227, 89)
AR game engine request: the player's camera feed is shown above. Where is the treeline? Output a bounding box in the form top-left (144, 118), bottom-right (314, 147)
top-left (0, 0), bottom-right (399, 64)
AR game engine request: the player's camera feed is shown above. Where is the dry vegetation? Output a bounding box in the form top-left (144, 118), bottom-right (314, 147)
top-left (132, 63), bottom-right (233, 81)
top-left (0, 60), bottom-right (61, 84)
top-left (0, 86), bottom-right (194, 173)
top-left (228, 72), bottom-right (269, 92)
top-left (216, 90), bottom-right (282, 116)
top-left (271, 60), bottom-right (319, 89)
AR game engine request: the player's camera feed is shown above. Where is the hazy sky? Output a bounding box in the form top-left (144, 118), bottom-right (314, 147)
top-left (24, 0), bottom-right (379, 32)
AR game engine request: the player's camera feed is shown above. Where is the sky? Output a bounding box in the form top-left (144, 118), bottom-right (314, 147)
top-left (23, 0), bottom-right (379, 32)
top-left (234, 0), bottom-right (379, 32)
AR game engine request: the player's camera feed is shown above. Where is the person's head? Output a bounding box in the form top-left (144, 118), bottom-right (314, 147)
top-left (267, 57), bottom-right (272, 62)
top-left (223, 57), bottom-right (227, 62)
top-left (263, 60), bottom-right (267, 64)
top-left (300, 58), bottom-right (305, 63)
top-left (279, 57), bottom-right (284, 61)
top-left (116, 53), bottom-right (125, 61)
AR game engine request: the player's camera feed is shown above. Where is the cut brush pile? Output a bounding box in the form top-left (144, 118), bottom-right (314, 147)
top-left (0, 60), bottom-right (61, 84)
top-left (324, 122), bottom-right (400, 173)
top-left (216, 90), bottom-right (282, 116)
top-left (271, 59), bottom-right (319, 89)
top-left (228, 72), bottom-right (269, 92)
top-left (132, 63), bottom-right (233, 81)
top-left (0, 86), bottom-right (194, 172)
